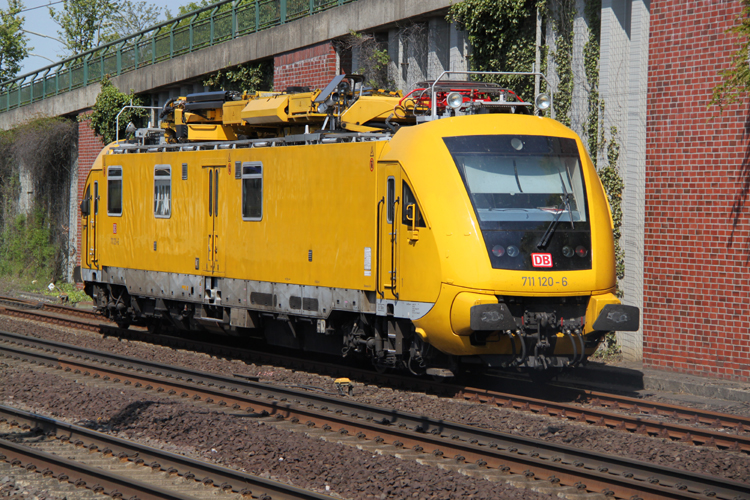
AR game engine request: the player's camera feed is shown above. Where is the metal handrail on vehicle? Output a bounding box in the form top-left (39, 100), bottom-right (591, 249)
top-left (0, 0), bottom-right (359, 115)
top-left (424, 70), bottom-right (553, 120)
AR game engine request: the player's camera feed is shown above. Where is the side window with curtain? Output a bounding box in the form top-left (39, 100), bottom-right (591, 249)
top-left (241, 162), bottom-right (263, 220)
top-left (402, 181), bottom-right (426, 227)
top-left (154, 165), bottom-right (171, 218)
top-left (107, 166), bottom-right (122, 216)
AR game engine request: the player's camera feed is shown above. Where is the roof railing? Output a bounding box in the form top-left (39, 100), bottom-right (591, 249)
top-left (0, 0), bottom-right (358, 116)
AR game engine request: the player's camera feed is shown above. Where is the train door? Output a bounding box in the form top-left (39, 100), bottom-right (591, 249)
top-left (82, 181), bottom-right (100, 269)
top-left (378, 163), bottom-right (400, 300)
top-left (86, 181), bottom-right (99, 269)
top-left (204, 166), bottom-right (226, 275)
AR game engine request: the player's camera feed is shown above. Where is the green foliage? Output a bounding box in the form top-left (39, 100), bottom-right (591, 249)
top-left (173, 0), bottom-right (218, 18)
top-left (0, 209), bottom-right (56, 281)
top-left (49, 0), bottom-right (118, 56)
top-left (87, 76), bottom-right (148, 145)
top-left (365, 47), bottom-right (391, 88)
top-left (710, 0), bottom-right (750, 110)
top-left (168, 0), bottom-right (232, 28)
top-left (549, 0), bottom-right (575, 126)
top-left (598, 125), bottom-right (625, 286)
top-left (584, 0), bottom-right (601, 160)
top-left (107, 1), bottom-right (166, 40)
top-left (203, 61), bottom-right (273, 92)
top-left (0, 0), bottom-right (30, 87)
top-left (592, 332), bottom-right (621, 360)
top-left (340, 31), bottom-right (393, 91)
top-left (0, 117), bottom-right (76, 287)
top-left (448, 0), bottom-right (544, 100)
top-left (44, 282), bottom-right (90, 304)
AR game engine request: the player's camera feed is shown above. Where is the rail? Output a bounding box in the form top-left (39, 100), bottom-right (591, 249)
top-left (0, 0), bottom-right (359, 114)
top-left (2, 335), bottom-right (749, 499)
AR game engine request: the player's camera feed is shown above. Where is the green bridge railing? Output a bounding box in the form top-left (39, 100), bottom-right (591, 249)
top-left (0, 0), bottom-right (359, 114)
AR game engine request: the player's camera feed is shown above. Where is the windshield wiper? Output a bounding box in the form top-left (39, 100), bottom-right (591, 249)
top-left (558, 171), bottom-right (575, 229)
top-left (537, 172), bottom-right (575, 249)
top-left (537, 202), bottom-right (565, 249)
top-left (513, 160), bottom-right (523, 193)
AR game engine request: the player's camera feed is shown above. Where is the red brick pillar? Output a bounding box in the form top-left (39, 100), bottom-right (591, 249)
top-left (77, 112), bottom-right (105, 269)
top-left (273, 41), bottom-right (340, 92)
top-left (643, 0), bottom-right (750, 381)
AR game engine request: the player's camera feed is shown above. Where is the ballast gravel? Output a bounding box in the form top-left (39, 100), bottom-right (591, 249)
top-left (0, 478), bottom-right (62, 500)
top-left (1, 316), bottom-right (749, 487)
top-left (0, 366), bottom-right (549, 500)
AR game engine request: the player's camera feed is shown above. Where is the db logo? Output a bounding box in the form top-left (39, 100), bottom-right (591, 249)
top-left (531, 253), bottom-right (553, 268)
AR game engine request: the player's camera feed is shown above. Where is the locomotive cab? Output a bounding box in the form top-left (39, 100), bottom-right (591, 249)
top-left (385, 111), bottom-right (639, 374)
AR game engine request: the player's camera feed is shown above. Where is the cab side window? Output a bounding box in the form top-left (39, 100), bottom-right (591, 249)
top-left (402, 182), bottom-right (425, 227)
top-left (241, 162), bottom-right (263, 220)
top-left (154, 165), bottom-right (171, 218)
top-left (107, 166), bottom-right (122, 216)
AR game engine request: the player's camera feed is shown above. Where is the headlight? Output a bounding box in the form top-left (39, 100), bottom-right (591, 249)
top-left (507, 245), bottom-right (520, 258)
top-left (535, 93), bottom-right (551, 110)
top-left (575, 246), bottom-right (588, 258)
top-left (446, 92), bottom-right (464, 110)
top-left (317, 102), bottom-right (328, 113)
top-left (562, 246), bottom-right (574, 258)
top-left (492, 245), bottom-right (505, 257)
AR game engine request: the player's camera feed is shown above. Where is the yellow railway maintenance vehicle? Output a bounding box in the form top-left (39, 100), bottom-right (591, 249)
top-left (80, 71), bottom-right (639, 378)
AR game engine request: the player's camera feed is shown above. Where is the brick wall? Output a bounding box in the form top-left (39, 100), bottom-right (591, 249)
top-left (644, 0), bottom-right (750, 381)
top-left (77, 113), bottom-right (105, 268)
top-left (274, 42), bottom-right (340, 92)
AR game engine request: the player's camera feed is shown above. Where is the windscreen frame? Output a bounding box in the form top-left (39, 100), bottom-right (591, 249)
top-left (444, 134), bottom-right (591, 232)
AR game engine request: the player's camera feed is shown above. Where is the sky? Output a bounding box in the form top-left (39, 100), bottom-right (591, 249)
top-left (1, 0), bottom-right (167, 78)
top-left (3, 0), bottom-right (67, 76)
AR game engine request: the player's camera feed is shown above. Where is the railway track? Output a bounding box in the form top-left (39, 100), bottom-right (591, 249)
top-left (1, 331), bottom-right (748, 500)
top-left (0, 297), bottom-right (108, 332)
top-left (1, 298), bottom-right (749, 457)
top-left (0, 405), bottom-right (334, 500)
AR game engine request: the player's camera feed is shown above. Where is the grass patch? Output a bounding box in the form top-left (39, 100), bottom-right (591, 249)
top-left (591, 332), bottom-right (622, 362)
top-left (44, 282), bottom-right (91, 305)
top-left (0, 209), bottom-right (56, 282)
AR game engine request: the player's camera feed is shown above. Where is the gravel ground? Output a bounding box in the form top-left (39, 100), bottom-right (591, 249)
top-left (0, 365), bottom-right (550, 500)
top-left (1, 316), bottom-right (749, 487)
top-left (0, 478), bottom-right (62, 500)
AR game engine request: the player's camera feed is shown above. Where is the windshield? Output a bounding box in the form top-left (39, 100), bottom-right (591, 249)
top-left (444, 135), bottom-right (588, 226)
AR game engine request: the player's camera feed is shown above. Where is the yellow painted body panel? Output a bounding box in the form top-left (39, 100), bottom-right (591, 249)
top-left (241, 95), bottom-right (291, 125)
top-left (222, 101), bottom-right (246, 125)
top-left (188, 124), bottom-right (237, 141)
top-left (376, 162), bottom-right (442, 304)
top-left (91, 142), bottom-right (385, 292)
top-left (341, 96), bottom-right (402, 124)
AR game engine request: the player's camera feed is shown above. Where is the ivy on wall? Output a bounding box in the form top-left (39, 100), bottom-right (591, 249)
top-left (584, 0), bottom-right (601, 160)
top-left (548, 0), bottom-right (575, 126)
top-left (335, 31), bottom-right (394, 91)
top-left (203, 61), bottom-right (273, 93)
top-left (0, 117), bottom-right (77, 282)
top-left (448, 0), bottom-right (545, 100)
top-left (599, 125), bottom-right (625, 284)
top-left (710, 0), bottom-right (750, 110)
